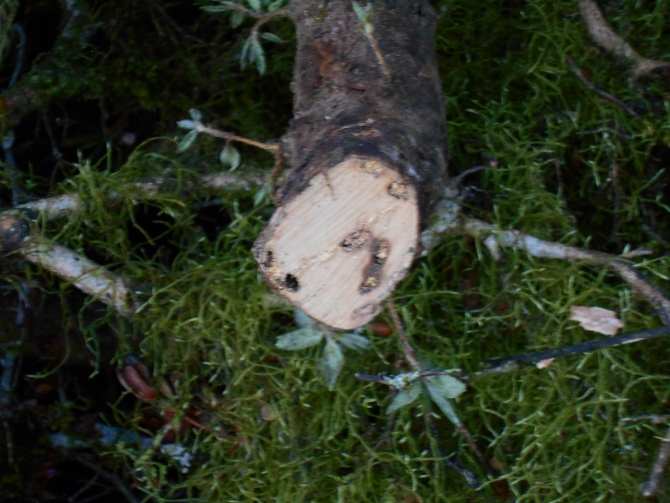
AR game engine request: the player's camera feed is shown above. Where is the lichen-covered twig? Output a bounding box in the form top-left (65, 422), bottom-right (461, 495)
top-left (461, 217), bottom-right (670, 324)
top-left (578, 0), bottom-right (669, 78)
top-left (423, 190), bottom-right (670, 326)
top-left (0, 169), bottom-right (268, 318)
top-left (3, 171), bottom-right (265, 221)
top-left (20, 238), bottom-right (138, 316)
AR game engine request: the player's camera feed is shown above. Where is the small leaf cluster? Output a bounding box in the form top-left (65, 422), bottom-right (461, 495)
top-left (201, 0), bottom-right (287, 75)
top-left (276, 309), bottom-right (371, 390)
top-left (386, 372), bottom-right (466, 426)
top-left (176, 108), bottom-right (241, 171)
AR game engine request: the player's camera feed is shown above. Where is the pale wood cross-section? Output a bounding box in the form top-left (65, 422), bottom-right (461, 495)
top-left (253, 157), bottom-right (419, 330)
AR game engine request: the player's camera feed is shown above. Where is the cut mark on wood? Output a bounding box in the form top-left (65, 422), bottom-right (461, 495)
top-left (253, 157), bottom-right (419, 330)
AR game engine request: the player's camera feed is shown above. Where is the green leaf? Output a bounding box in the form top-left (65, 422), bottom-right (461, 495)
top-left (351, 1), bottom-right (370, 23)
top-left (337, 332), bottom-right (371, 350)
top-left (253, 181), bottom-right (272, 207)
top-left (219, 143), bottom-right (241, 171)
top-left (267, 0), bottom-right (284, 12)
top-left (260, 32), bottom-right (283, 43)
top-left (275, 329), bottom-right (324, 350)
top-left (387, 383), bottom-right (421, 413)
top-left (247, 0), bottom-right (261, 12)
top-left (423, 374), bottom-right (466, 399)
top-left (322, 339), bottom-right (344, 390)
top-left (423, 378), bottom-right (463, 426)
top-left (188, 108), bottom-right (202, 122)
top-left (250, 36), bottom-right (266, 75)
top-left (240, 36), bottom-right (252, 69)
top-left (176, 120), bottom-right (196, 130)
top-left (294, 309), bottom-right (314, 329)
top-left (177, 130), bottom-right (198, 152)
top-left (201, 5), bottom-right (228, 13)
top-left (230, 10), bottom-right (244, 28)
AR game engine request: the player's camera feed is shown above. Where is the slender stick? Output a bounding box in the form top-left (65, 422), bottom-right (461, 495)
top-left (4, 171), bottom-right (265, 221)
top-left (74, 455), bottom-right (139, 503)
top-left (482, 326), bottom-right (670, 368)
top-left (387, 300), bottom-right (420, 371)
top-left (20, 238), bottom-right (137, 316)
top-left (641, 424), bottom-right (670, 497)
top-left (566, 54), bottom-right (638, 117)
top-left (194, 124), bottom-right (280, 154)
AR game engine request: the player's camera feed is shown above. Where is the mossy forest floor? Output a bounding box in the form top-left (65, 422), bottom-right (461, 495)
top-left (1, 0), bottom-right (670, 501)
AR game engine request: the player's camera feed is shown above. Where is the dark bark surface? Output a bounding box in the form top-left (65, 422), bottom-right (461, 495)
top-left (280, 0), bottom-right (448, 222)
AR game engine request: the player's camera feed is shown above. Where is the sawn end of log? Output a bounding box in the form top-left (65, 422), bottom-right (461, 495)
top-left (254, 0), bottom-right (448, 329)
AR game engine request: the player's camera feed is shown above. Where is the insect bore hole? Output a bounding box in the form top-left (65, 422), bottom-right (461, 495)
top-left (284, 274), bottom-right (300, 292)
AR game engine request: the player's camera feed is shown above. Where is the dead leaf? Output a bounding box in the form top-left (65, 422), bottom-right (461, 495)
top-left (569, 306), bottom-right (623, 335)
top-left (536, 358), bottom-right (556, 369)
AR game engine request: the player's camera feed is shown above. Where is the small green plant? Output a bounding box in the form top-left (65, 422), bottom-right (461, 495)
top-left (275, 309), bottom-right (371, 389)
top-left (201, 0), bottom-right (288, 74)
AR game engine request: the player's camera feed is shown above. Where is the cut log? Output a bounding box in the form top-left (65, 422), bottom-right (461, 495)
top-left (253, 0), bottom-right (448, 330)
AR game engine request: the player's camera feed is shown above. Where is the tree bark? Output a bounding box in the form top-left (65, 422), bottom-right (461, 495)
top-left (253, 0), bottom-right (448, 330)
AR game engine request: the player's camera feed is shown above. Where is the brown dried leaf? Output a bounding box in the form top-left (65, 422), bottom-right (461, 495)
top-left (536, 358), bottom-right (556, 369)
top-left (569, 306), bottom-right (623, 336)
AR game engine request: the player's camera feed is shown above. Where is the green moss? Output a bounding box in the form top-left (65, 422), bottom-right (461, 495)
top-left (3, 0), bottom-right (670, 501)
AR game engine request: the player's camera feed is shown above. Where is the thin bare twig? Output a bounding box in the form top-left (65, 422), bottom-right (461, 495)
top-left (565, 54), bottom-right (638, 117)
top-left (194, 124), bottom-right (280, 154)
top-left (73, 455), bottom-right (139, 503)
top-left (387, 300), bottom-right (420, 371)
top-left (386, 300), bottom-right (494, 479)
top-left (421, 406), bottom-right (482, 489)
top-left (482, 326), bottom-right (669, 368)
top-left (641, 424), bottom-right (670, 497)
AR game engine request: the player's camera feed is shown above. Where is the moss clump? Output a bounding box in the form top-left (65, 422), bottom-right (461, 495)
top-left (2, 0), bottom-right (670, 501)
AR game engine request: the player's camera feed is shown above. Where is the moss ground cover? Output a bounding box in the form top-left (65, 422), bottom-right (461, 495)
top-left (1, 0), bottom-right (670, 501)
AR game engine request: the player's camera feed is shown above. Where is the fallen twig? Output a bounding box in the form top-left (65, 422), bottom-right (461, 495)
top-left (482, 326), bottom-right (670, 368)
top-left (3, 171), bottom-right (265, 221)
top-left (74, 455), bottom-right (139, 503)
top-left (461, 217), bottom-right (670, 324)
top-left (194, 124), bottom-right (280, 155)
top-left (386, 300), bottom-right (494, 480)
top-left (641, 424), bottom-right (670, 497)
top-left (566, 54), bottom-right (638, 117)
top-left (578, 0), bottom-right (670, 78)
top-left (0, 170), bottom-right (268, 318)
top-left (20, 238), bottom-right (137, 316)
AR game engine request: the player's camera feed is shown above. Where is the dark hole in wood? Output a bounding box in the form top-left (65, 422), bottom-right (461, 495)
top-left (359, 275), bottom-right (379, 294)
top-left (285, 273), bottom-right (300, 292)
top-left (263, 250), bottom-right (274, 269)
top-left (372, 240), bottom-right (389, 266)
